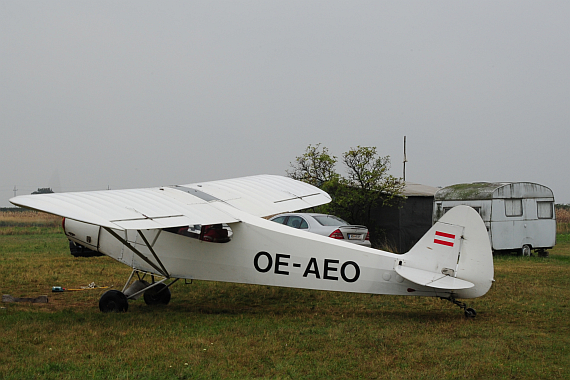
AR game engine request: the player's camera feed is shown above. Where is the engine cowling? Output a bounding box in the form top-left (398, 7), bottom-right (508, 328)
top-left (62, 218), bottom-right (102, 252)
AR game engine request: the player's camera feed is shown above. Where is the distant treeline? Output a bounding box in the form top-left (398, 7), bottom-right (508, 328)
top-left (0, 207), bottom-right (33, 213)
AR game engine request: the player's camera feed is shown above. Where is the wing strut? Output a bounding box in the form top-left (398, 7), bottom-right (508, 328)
top-left (137, 230), bottom-right (169, 277)
top-left (103, 227), bottom-right (170, 278)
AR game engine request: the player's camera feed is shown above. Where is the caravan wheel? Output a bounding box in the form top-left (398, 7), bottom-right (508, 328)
top-left (521, 245), bottom-right (532, 257)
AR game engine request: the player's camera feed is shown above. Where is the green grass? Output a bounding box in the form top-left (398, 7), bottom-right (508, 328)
top-left (1, 230), bottom-right (569, 379)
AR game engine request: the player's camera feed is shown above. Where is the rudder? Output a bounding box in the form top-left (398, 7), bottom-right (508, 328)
top-left (399, 205), bottom-right (494, 298)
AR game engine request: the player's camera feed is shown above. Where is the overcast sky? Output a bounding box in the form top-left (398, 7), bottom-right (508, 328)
top-left (1, 1), bottom-right (569, 207)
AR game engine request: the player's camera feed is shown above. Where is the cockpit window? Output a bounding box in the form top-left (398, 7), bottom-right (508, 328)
top-left (165, 224), bottom-right (232, 243)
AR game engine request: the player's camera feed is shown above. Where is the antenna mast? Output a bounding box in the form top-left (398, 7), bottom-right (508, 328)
top-left (403, 136), bottom-right (407, 182)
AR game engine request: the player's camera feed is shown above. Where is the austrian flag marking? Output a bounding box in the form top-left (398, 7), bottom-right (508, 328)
top-left (434, 231), bottom-right (455, 247)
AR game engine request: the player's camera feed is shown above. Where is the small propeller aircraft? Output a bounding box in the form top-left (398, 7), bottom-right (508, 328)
top-left (10, 175), bottom-right (493, 317)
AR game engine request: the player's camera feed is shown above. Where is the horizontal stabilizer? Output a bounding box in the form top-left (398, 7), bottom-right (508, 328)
top-left (395, 265), bottom-right (474, 290)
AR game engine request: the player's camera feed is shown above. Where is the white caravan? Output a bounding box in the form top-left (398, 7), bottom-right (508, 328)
top-left (433, 182), bottom-right (555, 256)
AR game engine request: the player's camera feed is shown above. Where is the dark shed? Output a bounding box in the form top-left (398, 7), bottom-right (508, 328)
top-left (370, 183), bottom-right (438, 253)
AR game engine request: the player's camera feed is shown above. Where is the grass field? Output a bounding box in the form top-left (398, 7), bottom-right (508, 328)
top-left (1, 215), bottom-right (569, 379)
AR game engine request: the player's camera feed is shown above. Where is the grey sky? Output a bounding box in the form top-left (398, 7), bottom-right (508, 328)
top-left (1, 1), bottom-right (569, 206)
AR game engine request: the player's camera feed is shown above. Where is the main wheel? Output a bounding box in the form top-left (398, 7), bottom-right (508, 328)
top-left (521, 244), bottom-right (532, 257)
top-left (99, 290), bottom-right (129, 313)
top-left (143, 283), bottom-right (171, 305)
top-left (464, 307), bottom-right (477, 318)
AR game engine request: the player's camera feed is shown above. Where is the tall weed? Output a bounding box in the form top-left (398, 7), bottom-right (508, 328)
top-left (556, 207), bottom-right (570, 233)
top-left (0, 211), bottom-right (62, 229)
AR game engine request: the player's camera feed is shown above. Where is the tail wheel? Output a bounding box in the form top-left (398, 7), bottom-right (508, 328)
top-left (143, 283), bottom-right (171, 306)
top-left (99, 290), bottom-right (129, 313)
top-left (464, 307), bottom-right (477, 318)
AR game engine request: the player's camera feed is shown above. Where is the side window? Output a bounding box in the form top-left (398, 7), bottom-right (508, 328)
top-left (164, 224), bottom-right (232, 243)
top-left (505, 199), bottom-right (523, 217)
top-left (271, 216), bottom-right (287, 224)
top-left (286, 216), bottom-right (308, 229)
top-left (537, 201), bottom-right (553, 219)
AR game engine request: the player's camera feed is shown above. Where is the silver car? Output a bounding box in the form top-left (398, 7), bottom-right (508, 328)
top-left (269, 213), bottom-right (371, 247)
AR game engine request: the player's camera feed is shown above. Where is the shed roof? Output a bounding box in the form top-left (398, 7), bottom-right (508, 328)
top-left (403, 182), bottom-right (438, 197)
top-left (435, 182), bottom-right (554, 201)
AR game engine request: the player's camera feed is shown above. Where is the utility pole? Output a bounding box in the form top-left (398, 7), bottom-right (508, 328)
top-left (403, 136), bottom-right (407, 182)
top-left (13, 186), bottom-right (18, 197)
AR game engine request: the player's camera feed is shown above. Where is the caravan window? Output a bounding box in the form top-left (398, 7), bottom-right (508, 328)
top-left (505, 199), bottom-right (523, 217)
top-left (537, 201), bottom-right (554, 219)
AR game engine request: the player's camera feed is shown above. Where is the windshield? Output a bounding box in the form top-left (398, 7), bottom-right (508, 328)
top-left (312, 215), bottom-right (347, 226)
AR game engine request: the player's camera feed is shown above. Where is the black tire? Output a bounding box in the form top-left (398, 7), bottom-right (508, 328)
top-left (464, 307), bottom-right (477, 318)
top-left (143, 283), bottom-right (171, 306)
top-left (99, 290), bottom-right (128, 313)
top-left (69, 241), bottom-right (80, 257)
top-left (69, 240), bottom-right (104, 257)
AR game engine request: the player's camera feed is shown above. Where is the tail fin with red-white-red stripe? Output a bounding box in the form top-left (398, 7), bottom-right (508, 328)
top-left (396, 205), bottom-right (494, 299)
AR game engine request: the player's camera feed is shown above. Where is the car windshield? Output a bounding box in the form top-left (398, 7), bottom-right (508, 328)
top-left (312, 215), bottom-right (348, 226)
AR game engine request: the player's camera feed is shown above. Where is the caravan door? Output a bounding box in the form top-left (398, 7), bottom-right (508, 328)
top-left (490, 198), bottom-right (527, 251)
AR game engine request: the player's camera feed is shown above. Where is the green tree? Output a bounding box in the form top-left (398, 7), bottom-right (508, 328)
top-left (288, 144), bottom-right (405, 247)
top-left (286, 143), bottom-right (338, 187)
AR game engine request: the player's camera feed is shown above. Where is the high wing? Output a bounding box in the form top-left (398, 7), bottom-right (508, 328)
top-left (9, 175), bottom-right (331, 230)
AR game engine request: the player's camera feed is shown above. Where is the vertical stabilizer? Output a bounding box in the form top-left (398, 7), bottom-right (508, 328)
top-left (401, 205), bottom-right (494, 298)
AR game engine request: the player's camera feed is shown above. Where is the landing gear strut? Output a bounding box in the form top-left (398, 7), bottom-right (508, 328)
top-left (97, 228), bottom-right (180, 313)
top-left (441, 295), bottom-right (477, 318)
top-left (122, 270), bottom-right (178, 306)
top-left (97, 270), bottom-right (179, 312)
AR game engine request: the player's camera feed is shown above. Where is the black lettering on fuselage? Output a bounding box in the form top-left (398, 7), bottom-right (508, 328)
top-left (254, 252), bottom-right (360, 283)
top-left (323, 259), bottom-right (339, 280)
top-left (340, 261), bottom-right (360, 283)
top-left (302, 257), bottom-right (320, 279)
top-left (274, 253), bottom-right (290, 275)
top-left (253, 251), bottom-right (272, 273)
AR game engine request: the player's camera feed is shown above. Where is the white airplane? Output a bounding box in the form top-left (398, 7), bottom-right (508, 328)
top-left (10, 175), bottom-right (494, 317)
